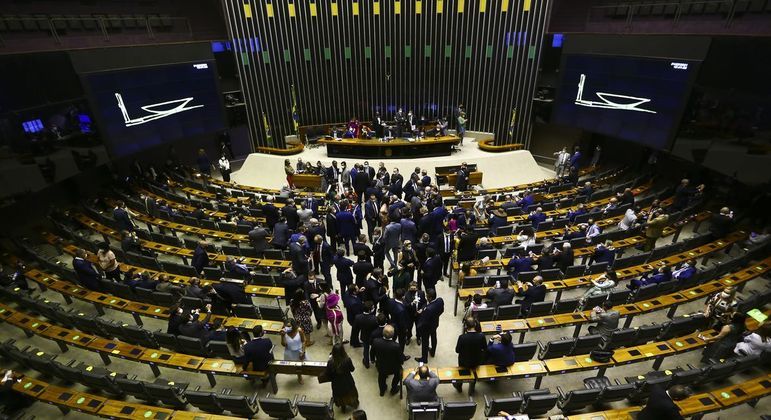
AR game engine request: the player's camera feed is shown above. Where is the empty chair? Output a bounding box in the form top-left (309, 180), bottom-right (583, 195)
top-left (526, 301), bottom-right (553, 317)
top-left (121, 325), bottom-right (159, 348)
top-left (586, 262), bottom-right (609, 275)
top-left (670, 367), bottom-right (703, 386)
top-left (176, 336), bottom-right (207, 356)
top-left (408, 401), bottom-right (441, 420)
top-left (134, 287), bottom-right (156, 303)
top-left (53, 362), bottom-right (85, 385)
top-left (517, 271), bottom-right (539, 283)
top-left (564, 265), bottom-right (587, 278)
top-left (520, 390), bottom-right (558, 416)
top-left (152, 292), bottom-right (177, 307)
top-left (634, 324), bottom-right (662, 345)
top-left (80, 370), bottom-right (125, 396)
top-left (264, 249), bottom-right (285, 260)
top-left (512, 342), bottom-right (538, 362)
top-left (495, 304), bottom-right (521, 320)
top-left (657, 314), bottom-right (707, 340)
top-left (441, 397), bottom-right (477, 420)
top-left (185, 387), bottom-right (223, 413)
top-left (593, 383), bottom-right (635, 405)
top-left (207, 340), bottom-right (233, 358)
top-left (460, 275), bottom-right (485, 288)
top-left (259, 305), bottom-right (285, 321)
top-left (259, 394), bottom-right (298, 419)
top-left (552, 297), bottom-right (581, 314)
top-left (477, 249), bottom-right (497, 260)
top-left (557, 387), bottom-right (601, 413)
top-left (701, 360), bottom-right (738, 382)
top-left (633, 283), bottom-right (660, 302)
top-left (627, 376), bottom-right (672, 403)
top-left (570, 334), bottom-right (603, 355)
top-left (145, 381), bottom-right (188, 408)
top-left (115, 377), bottom-right (152, 401)
top-left (233, 304), bottom-right (260, 319)
top-left (483, 395), bottom-right (522, 417)
top-left (607, 289), bottom-right (631, 305)
top-left (581, 293), bottom-right (608, 310)
top-left (471, 307), bottom-right (495, 322)
top-left (539, 268), bottom-right (563, 281)
top-left (180, 296), bottom-right (205, 310)
top-left (602, 328), bottom-right (637, 350)
top-left (154, 331), bottom-right (179, 351)
top-left (215, 389), bottom-right (260, 418)
top-left (296, 396), bottom-right (333, 420)
top-left (252, 273), bottom-right (275, 286)
top-left (538, 338), bottom-right (576, 359)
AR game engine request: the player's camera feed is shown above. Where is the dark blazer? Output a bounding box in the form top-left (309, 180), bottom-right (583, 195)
top-left (191, 245), bottom-right (210, 273)
top-left (400, 218), bottom-right (418, 244)
top-left (72, 257), bottom-right (101, 291)
top-left (590, 246), bottom-right (616, 266)
top-left (271, 222), bottom-right (290, 248)
top-left (416, 298), bottom-right (444, 335)
top-left (333, 255), bottom-right (355, 287)
top-left (178, 311), bottom-right (212, 340)
top-left (421, 256), bottom-right (442, 290)
top-left (637, 384), bottom-right (683, 420)
top-left (455, 168), bottom-right (469, 191)
top-left (282, 206), bottom-right (299, 230)
top-left (289, 242), bottom-right (309, 274)
top-left (352, 260), bottom-right (374, 286)
top-left (353, 312), bottom-right (378, 344)
top-left (235, 337), bottom-right (274, 371)
top-left (248, 227), bottom-right (270, 253)
top-left (709, 213), bottom-right (733, 238)
top-left (370, 337), bottom-right (403, 373)
top-left (352, 242), bottom-right (373, 262)
top-left (213, 282), bottom-right (250, 305)
top-left (262, 204), bottom-right (280, 229)
top-left (388, 299), bottom-right (410, 330)
top-left (516, 284), bottom-right (547, 313)
top-left (113, 207), bottom-right (134, 232)
top-left (353, 172), bottom-right (370, 193)
top-left (456, 331), bottom-right (488, 368)
top-left (336, 211), bottom-right (358, 239)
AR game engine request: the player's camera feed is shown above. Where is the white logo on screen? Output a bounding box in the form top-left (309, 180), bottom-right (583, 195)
top-left (193, 63), bottom-right (209, 69)
top-left (670, 62), bottom-right (688, 70)
top-left (574, 74), bottom-right (656, 114)
top-left (115, 93), bottom-right (204, 127)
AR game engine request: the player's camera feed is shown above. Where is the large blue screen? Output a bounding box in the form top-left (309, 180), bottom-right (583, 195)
top-left (552, 54), bottom-right (698, 150)
top-left (83, 61), bottom-right (225, 158)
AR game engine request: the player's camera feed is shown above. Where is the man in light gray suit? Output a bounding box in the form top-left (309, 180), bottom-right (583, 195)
top-left (382, 218), bottom-right (402, 268)
top-left (403, 365), bottom-right (439, 403)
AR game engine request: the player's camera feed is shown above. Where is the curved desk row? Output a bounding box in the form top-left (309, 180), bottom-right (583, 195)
top-left (318, 136), bottom-right (461, 158)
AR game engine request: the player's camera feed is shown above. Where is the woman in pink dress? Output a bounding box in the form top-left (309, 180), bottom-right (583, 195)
top-left (325, 292), bottom-right (346, 345)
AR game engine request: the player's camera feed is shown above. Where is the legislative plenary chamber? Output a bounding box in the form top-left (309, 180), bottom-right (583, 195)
top-left (0, 1), bottom-right (770, 419)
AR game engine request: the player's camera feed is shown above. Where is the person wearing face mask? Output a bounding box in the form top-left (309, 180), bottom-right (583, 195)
top-left (167, 304), bottom-right (186, 335)
top-left (704, 287), bottom-right (738, 329)
top-left (398, 240), bottom-right (417, 284)
top-left (404, 281), bottom-right (427, 345)
top-left (672, 259), bottom-right (697, 282)
top-left (389, 168), bottom-right (404, 198)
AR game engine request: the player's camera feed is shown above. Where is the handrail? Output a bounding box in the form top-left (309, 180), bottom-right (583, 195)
top-left (477, 138), bottom-right (525, 152)
top-left (255, 142), bottom-right (304, 156)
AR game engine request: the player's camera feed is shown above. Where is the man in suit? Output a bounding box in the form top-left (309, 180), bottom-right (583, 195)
top-left (486, 281), bottom-right (515, 308)
top-left (589, 240), bottom-right (616, 266)
top-left (455, 163), bottom-right (470, 192)
top-left (382, 218), bottom-right (402, 268)
top-left (569, 146), bottom-right (582, 170)
top-left (289, 236), bottom-right (309, 275)
top-left (352, 251), bottom-right (374, 287)
top-left (309, 234), bottom-right (333, 286)
top-left (506, 252), bottom-right (535, 278)
top-left (178, 304), bottom-right (213, 339)
top-left (528, 207), bottom-right (547, 229)
top-left (420, 170), bottom-right (431, 190)
top-left (420, 248), bottom-right (442, 292)
top-left (112, 200), bottom-right (135, 232)
top-left (514, 275), bottom-right (547, 315)
top-left (453, 317), bottom-right (487, 393)
top-left (352, 301), bottom-right (378, 367)
top-left (336, 201), bottom-right (359, 255)
top-left (370, 325), bottom-right (404, 396)
top-left (364, 195), bottom-right (380, 242)
top-left (389, 168), bottom-right (404, 198)
top-left (388, 289), bottom-right (411, 351)
top-left (271, 217), bottom-right (290, 250)
top-left (587, 301), bottom-right (620, 339)
top-left (191, 241), bottom-right (210, 274)
top-left (248, 225), bottom-right (270, 258)
top-left (235, 325), bottom-right (274, 372)
top-left (353, 165), bottom-right (370, 204)
top-left (436, 228), bottom-right (454, 278)
top-left (282, 199), bottom-right (299, 231)
top-left (353, 235), bottom-right (373, 264)
top-left (556, 242), bottom-right (574, 273)
top-left (363, 161), bottom-right (376, 180)
top-left (415, 288), bottom-right (443, 363)
top-left (673, 260), bottom-right (697, 282)
top-left (638, 384), bottom-right (690, 420)
top-left (72, 249), bottom-right (101, 291)
top-left (213, 281), bottom-right (250, 308)
top-left (404, 366), bottom-right (440, 403)
top-left (141, 194), bottom-right (162, 233)
top-left (261, 196), bottom-right (280, 230)
top-left (709, 207), bottom-right (734, 239)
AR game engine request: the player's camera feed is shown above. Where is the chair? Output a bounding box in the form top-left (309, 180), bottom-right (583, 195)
top-left (552, 297), bottom-right (580, 314)
top-left (607, 289), bottom-right (631, 305)
top-left (258, 394), bottom-right (298, 419)
top-left (477, 249), bottom-right (498, 260)
top-left (154, 331), bottom-right (179, 351)
top-left (259, 305), bottom-right (285, 321)
top-left (495, 304), bottom-right (521, 320)
top-left (633, 283), bottom-right (660, 302)
top-left (483, 395), bottom-right (522, 417)
top-left (591, 382), bottom-right (636, 405)
top-left (203, 267), bottom-right (224, 280)
top-left (145, 381), bottom-right (188, 408)
top-left (701, 360), bottom-right (738, 382)
top-left (296, 396), bottom-right (334, 420)
top-left (264, 249), bottom-right (285, 260)
top-left (408, 401), bottom-right (441, 420)
top-left (460, 275), bottom-right (485, 288)
top-left (472, 307), bottom-right (495, 322)
top-left (538, 338), bottom-right (575, 359)
top-left (207, 341), bottom-right (233, 358)
top-left (176, 336), bottom-right (208, 356)
top-left (441, 397), bottom-right (477, 420)
top-left (215, 389), bottom-right (260, 418)
top-left (516, 271), bottom-right (539, 283)
top-left (557, 387), bottom-right (600, 413)
top-left (115, 377), bottom-right (153, 401)
top-left (564, 265), bottom-right (586, 278)
top-left (512, 342), bottom-right (538, 362)
top-left (233, 304), bottom-right (260, 319)
top-left (627, 376), bottom-right (672, 403)
top-left (526, 301), bottom-right (553, 317)
top-left (185, 387), bottom-right (223, 413)
top-left (670, 367), bottom-right (703, 386)
top-left (520, 390), bottom-right (558, 416)
top-left (539, 268), bottom-right (563, 281)
top-left (121, 325), bottom-right (159, 348)
top-left (657, 314), bottom-right (706, 340)
top-left (570, 334), bottom-right (603, 355)
top-left (633, 324), bottom-right (662, 345)
top-left (586, 262), bottom-right (609, 275)
top-left (582, 293), bottom-right (608, 310)
top-left (79, 370), bottom-right (124, 396)
top-left (602, 328), bottom-right (637, 350)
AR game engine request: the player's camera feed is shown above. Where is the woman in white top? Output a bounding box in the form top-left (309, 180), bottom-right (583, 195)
top-left (734, 323), bottom-right (771, 357)
top-left (618, 207), bottom-right (638, 231)
top-left (96, 243), bottom-right (121, 281)
top-left (218, 155), bottom-right (231, 182)
top-left (280, 318), bottom-right (307, 384)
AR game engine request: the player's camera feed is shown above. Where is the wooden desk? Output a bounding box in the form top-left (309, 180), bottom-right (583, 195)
top-left (612, 341), bottom-right (675, 365)
top-left (402, 366), bottom-right (476, 384)
top-left (99, 399), bottom-right (176, 419)
top-left (447, 171), bottom-right (483, 187)
top-left (675, 393), bottom-right (721, 417)
top-left (475, 362), bottom-right (547, 382)
top-left (293, 174), bottom-right (323, 190)
top-left (319, 136), bottom-right (461, 158)
top-left (709, 374), bottom-right (771, 408)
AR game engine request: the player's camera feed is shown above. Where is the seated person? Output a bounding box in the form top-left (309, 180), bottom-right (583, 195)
top-left (126, 271), bottom-right (159, 290)
top-left (567, 203), bottom-right (587, 222)
top-left (225, 257), bottom-right (253, 276)
top-left (486, 281), bottom-right (514, 308)
top-left (487, 332), bottom-right (515, 367)
top-left (506, 252), bottom-right (535, 277)
top-left (672, 260), bottom-right (697, 281)
top-left (588, 301), bottom-right (619, 339)
top-left (562, 223), bottom-right (588, 241)
top-left (155, 274), bottom-right (184, 299)
top-left (734, 323), bottom-right (771, 357)
top-left (589, 240), bottom-right (616, 266)
top-left (514, 275), bottom-right (546, 314)
top-left (403, 365), bottom-right (439, 403)
top-left (178, 304), bottom-right (213, 340)
top-left (528, 207), bottom-right (547, 229)
top-left (637, 384), bottom-right (691, 420)
top-left (628, 265), bottom-right (672, 290)
top-left (582, 271), bottom-right (616, 300)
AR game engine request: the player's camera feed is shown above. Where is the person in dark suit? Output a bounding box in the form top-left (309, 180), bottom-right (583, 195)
top-left (709, 207), bottom-right (734, 239)
top-left (589, 240), bottom-right (616, 266)
top-left (370, 325), bottom-right (404, 396)
top-left (271, 217), bottom-right (290, 249)
top-left (514, 275), bottom-right (547, 315)
top-left (289, 236), bottom-right (309, 275)
top-left (388, 289), bottom-right (410, 351)
top-left (191, 241), bottom-right (210, 274)
top-left (167, 304), bottom-right (186, 335)
top-left (248, 225), bottom-right (270, 258)
top-left (112, 200), bottom-right (135, 232)
top-left (282, 199), bottom-right (300, 231)
top-left (178, 304), bottom-right (213, 339)
top-left (310, 234), bottom-right (334, 283)
top-left (453, 317), bottom-right (487, 393)
top-left (235, 325), bottom-right (274, 372)
top-left (506, 252), bottom-right (535, 278)
top-left (352, 251), bottom-right (374, 287)
top-left (353, 166), bottom-right (370, 204)
top-left (487, 332), bottom-right (515, 367)
top-left (364, 195), bottom-right (380, 241)
top-left (333, 248), bottom-right (355, 290)
top-left (342, 284), bottom-right (364, 342)
top-left (420, 248), bottom-right (442, 292)
top-left (389, 168), bottom-right (404, 198)
top-left (336, 201), bottom-right (359, 255)
top-left (637, 384), bottom-right (690, 420)
top-left (556, 242), bottom-right (574, 273)
top-left (415, 288), bottom-right (443, 363)
top-left (403, 366), bottom-right (440, 403)
top-left (455, 163), bottom-right (470, 192)
top-left (353, 235), bottom-right (373, 263)
top-left (436, 228), bottom-right (454, 277)
top-left (486, 281), bottom-right (515, 308)
top-left (261, 197), bottom-right (280, 230)
top-left (351, 301), bottom-right (378, 367)
top-left (281, 268), bottom-right (307, 304)
top-left (141, 194), bottom-right (162, 233)
top-left (72, 249), bottom-right (101, 291)
top-left (213, 282), bottom-right (250, 307)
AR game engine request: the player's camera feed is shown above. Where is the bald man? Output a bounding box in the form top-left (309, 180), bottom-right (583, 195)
top-left (370, 325), bottom-right (404, 396)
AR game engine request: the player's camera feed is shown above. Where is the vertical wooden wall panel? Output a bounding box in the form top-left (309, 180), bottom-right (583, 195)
top-left (221, 0), bottom-right (552, 149)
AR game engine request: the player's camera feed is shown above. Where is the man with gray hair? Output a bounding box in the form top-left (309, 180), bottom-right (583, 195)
top-left (370, 325), bottom-right (404, 396)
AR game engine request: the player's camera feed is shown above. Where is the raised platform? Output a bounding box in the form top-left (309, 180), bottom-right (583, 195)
top-left (233, 133), bottom-right (552, 190)
top-left (318, 135), bottom-right (460, 158)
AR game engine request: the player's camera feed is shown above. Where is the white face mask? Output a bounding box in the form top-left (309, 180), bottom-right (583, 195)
top-left (721, 292), bottom-right (731, 299)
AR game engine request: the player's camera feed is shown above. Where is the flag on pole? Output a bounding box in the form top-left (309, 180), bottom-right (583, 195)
top-left (508, 108), bottom-right (517, 138)
top-left (262, 112), bottom-right (273, 146)
top-left (291, 84), bottom-right (300, 133)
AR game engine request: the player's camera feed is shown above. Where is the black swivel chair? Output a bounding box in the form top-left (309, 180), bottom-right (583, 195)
top-left (296, 396), bottom-right (334, 420)
top-left (408, 401), bottom-right (441, 420)
top-left (440, 397), bottom-right (477, 420)
top-left (258, 394), bottom-right (299, 419)
top-left (482, 395), bottom-right (522, 417)
top-left (556, 387), bottom-right (600, 413)
top-left (215, 389), bottom-right (260, 418)
top-left (519, 389), bottom-right (559, 416)
top-left (185, 387), bottom-right (223, 413)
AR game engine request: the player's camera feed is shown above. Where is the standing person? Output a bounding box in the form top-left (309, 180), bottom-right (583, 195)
top-left (248, 225), bottom-right (269, 258)
top-left (637, 385), bottom-right (691, 420)
top-left (643, 211), bottom-right (669, 252)
top-left (304, 272), bottom-right (324, 330)
top-left (333, 248), bottom-right (355, 291)
top-left (372, 227), bottom-right (386, 270)
top-left (336, 201), bottom-right (359, 255)
top-left (284, 159), bottom-right (296, 189)
top-left (353, 164), bottom-right (369, 204)
top-left (280, 318), bottom-right (308, 383)
top-left (326, 292), bottom-right (346, 345)
top-left (235, 325), bottom-right (274, 373)
top-left (415, 288), bottom-right (444, 363)
top-left (290, 289), bottom-right (315, 346)
top-left (352, 251), bottom-right (374, 287)
top-left (553, 147), bottom-right (570, 177)
top-left (322, 343), bottom-right (360, 410)
top-left (351, 301), bottom-right (378, 368)
top-left (96, 243), bottom-right (121, 281)
top-left (283, 199), bottom-right (299, 231)
top-left (569, 146), bottom-right (582, 171)
top-left (455, 162), bottom-right (470, 192)
top-left (271, 217), bottom-right (290, 250)
top-left (420, 248), bottom-right (442, 292)
top-left (370, 325), bottom-right (404, 396)
top-left (364, 195), bottom-right (380, 242)
top-left (397, 240), bottom-right (417, 285)
top-left (590, 145), bottom-right (601, 167)
top-left (196, 149), bottom-right (213, 176)
top-left (289, 236), bottom-right (309, 275)
top-left (456, 111), bottom-right (468, 144)
top-left (383, 217), bottom-right (402, 269)
top-left (191, 241), bottom-right (210, 274)
top-left (453, 317), bottom-right (487, 394)
top-left (112, 200), bottom-right (135, 232)
top-left (437, 227), bottom-right (454, 278)
top-left (218, 155), bottom-right (231, 182)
